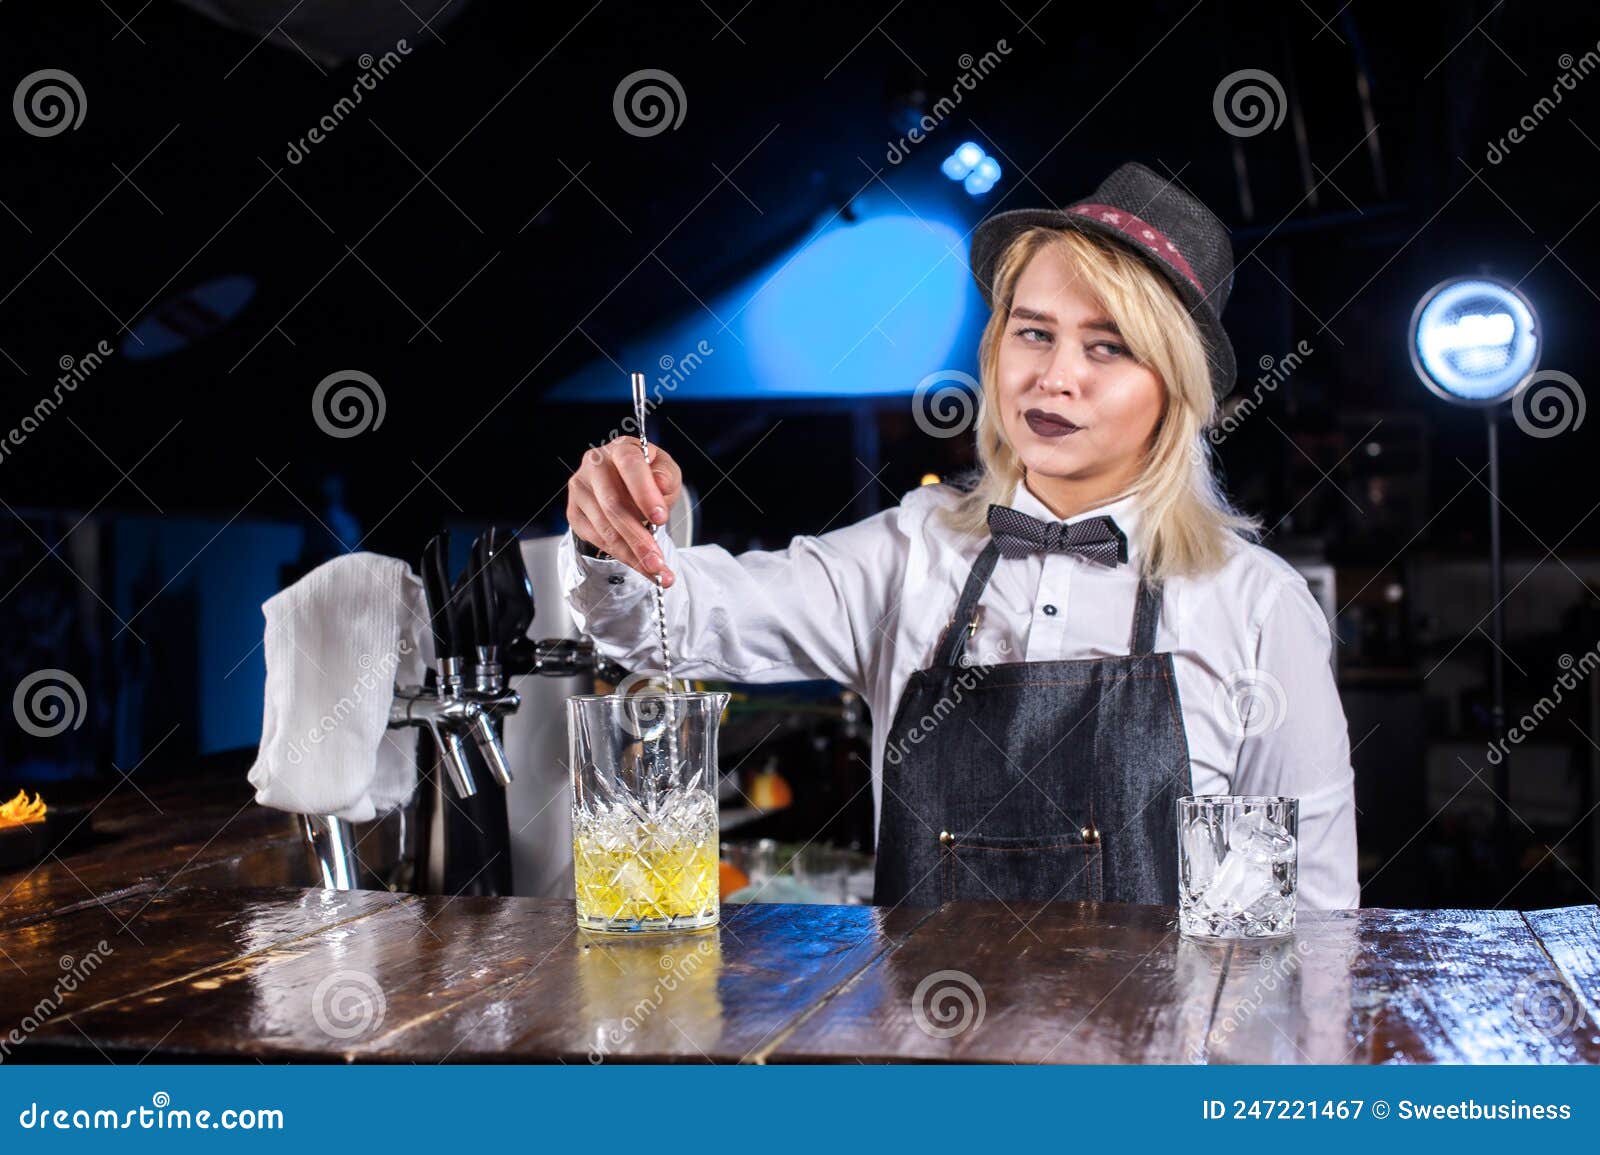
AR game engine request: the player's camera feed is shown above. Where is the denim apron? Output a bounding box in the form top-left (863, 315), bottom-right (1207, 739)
top-left (872, 536), bottom-right (1193, 908)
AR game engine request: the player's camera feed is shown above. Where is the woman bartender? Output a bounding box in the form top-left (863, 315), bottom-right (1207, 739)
top-left (558, 161), bottom-right (1359, 911)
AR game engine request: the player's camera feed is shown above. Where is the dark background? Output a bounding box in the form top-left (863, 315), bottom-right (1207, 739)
top-left (2, 0), bottom-right (1598, 909)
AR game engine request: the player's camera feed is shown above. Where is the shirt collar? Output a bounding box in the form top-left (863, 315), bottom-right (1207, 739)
top-left (1005, 476), bottom-right (1143, 566)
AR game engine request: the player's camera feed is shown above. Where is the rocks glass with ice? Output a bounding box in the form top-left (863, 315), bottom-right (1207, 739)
top-left (567, 690), bottom-right (728, 933)
top-left (1176, 796), bottom-right (1298, 939)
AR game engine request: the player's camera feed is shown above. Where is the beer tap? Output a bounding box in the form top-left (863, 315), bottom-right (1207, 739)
top-left (388, 533), bottom-right (493, 799)
top-left (468, 524), bottom-right (629, 684)
top-left (458, 528), bottom-right (520, 786)
top-left (311, 529), bottom-right (623, 895)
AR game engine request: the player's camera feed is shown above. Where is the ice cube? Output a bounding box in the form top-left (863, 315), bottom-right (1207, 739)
top-left (1241, 876), bottom-right (1291, 925)
top-left (1181, 817), bottom-right (1220, 890)
top-left (1228, 809), bottom-right (1296, 865)
top-left (1199, 847), bottom-right (1277, 915)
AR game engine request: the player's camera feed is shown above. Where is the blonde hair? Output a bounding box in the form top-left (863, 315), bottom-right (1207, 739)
top-left (941, 226), bottom-right (1259, 581)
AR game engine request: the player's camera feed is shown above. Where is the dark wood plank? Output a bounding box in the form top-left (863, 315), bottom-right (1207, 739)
top-left (19, 889), bottom-right (930, 1063)
top-left (768, 900), bottom-right (1224, 1064)
top-left (1208, 907), bottom-right (1600, 1064)
top-left (2, 886), bottom-right (413, 1061)
top-left (352, 898), bottom-right (933, 1063)
top-left (173, 839), bottom-right (315, 891)
top-left (1521, 905), bottom-right (1600, 1052)
top-left (0, 789), bottom-right (303, 929)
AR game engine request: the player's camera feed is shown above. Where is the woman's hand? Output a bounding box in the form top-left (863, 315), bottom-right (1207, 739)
top-left (566, 436), bottom-right (683, 586)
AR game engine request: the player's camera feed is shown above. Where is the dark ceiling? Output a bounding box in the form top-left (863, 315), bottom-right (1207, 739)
top-left (2, 0), bottom-right (1597, 558)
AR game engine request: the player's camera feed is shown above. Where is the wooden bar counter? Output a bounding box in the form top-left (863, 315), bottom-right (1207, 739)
top-left (3, 781), bottom-right (1598, 1064)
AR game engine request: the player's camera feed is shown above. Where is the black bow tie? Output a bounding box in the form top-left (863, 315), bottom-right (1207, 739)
top-left (987, 504), bottom-right (1128, 566)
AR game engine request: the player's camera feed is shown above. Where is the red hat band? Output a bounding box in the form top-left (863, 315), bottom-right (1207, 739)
top-left (1069, 203), bottom-right (1204, 294)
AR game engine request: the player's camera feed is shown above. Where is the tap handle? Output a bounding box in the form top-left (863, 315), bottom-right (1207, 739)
top-left (422, 533), bottom-right (456, 661)
top-left (490, 527), bottom-right (535, 646)
top-left (471, 531), bottom-right (497, 655)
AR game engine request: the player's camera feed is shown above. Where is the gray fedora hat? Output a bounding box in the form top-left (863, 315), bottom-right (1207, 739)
top-left (969, 161), bottom-right (1238, 399)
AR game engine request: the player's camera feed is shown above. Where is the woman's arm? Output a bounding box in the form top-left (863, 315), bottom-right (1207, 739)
top-left (558, 505), bottom-right (907, 696)
top-left (1232, 575), bottom-right (1361, 911)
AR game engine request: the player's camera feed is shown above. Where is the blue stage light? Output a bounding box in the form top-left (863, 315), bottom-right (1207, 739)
top-left (963, 156), bottom-right (1002, 196)
top-left (547, 210), bottom-right (978, 400)
top-left (945, 144), bottom-right (1001, 195)
top-left (942, 141), bottom-right (987, 181)
top-left (1409, 277), bottom-right (1539, 405)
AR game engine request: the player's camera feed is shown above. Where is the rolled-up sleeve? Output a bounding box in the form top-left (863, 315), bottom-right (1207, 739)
top-left (556, 505), bottom-right (907, 695)
top-left (1231, 575), bottom-right (1361, 911)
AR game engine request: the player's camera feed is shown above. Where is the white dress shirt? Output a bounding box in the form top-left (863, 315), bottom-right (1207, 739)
top-left (558, 477), bottom-right (1360, 910)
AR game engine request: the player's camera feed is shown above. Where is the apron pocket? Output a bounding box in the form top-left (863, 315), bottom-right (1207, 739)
top-left (940, 830), bottom-right (1103, 905)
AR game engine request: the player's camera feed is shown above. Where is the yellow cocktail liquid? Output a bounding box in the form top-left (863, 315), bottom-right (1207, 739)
top-left (573, 812), bottom-right (719, 931)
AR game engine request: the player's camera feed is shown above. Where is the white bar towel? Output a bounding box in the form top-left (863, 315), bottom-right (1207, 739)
top-left (247, 552), bottom-right (433, 822)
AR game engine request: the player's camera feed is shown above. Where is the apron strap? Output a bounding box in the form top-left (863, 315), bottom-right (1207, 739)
top-left (1130, 579), bottom-right (1164, 656)
top-left (936, 541), bottom-right (1166, 667)
top-left (935, 541), bottom-right (1002, 668)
